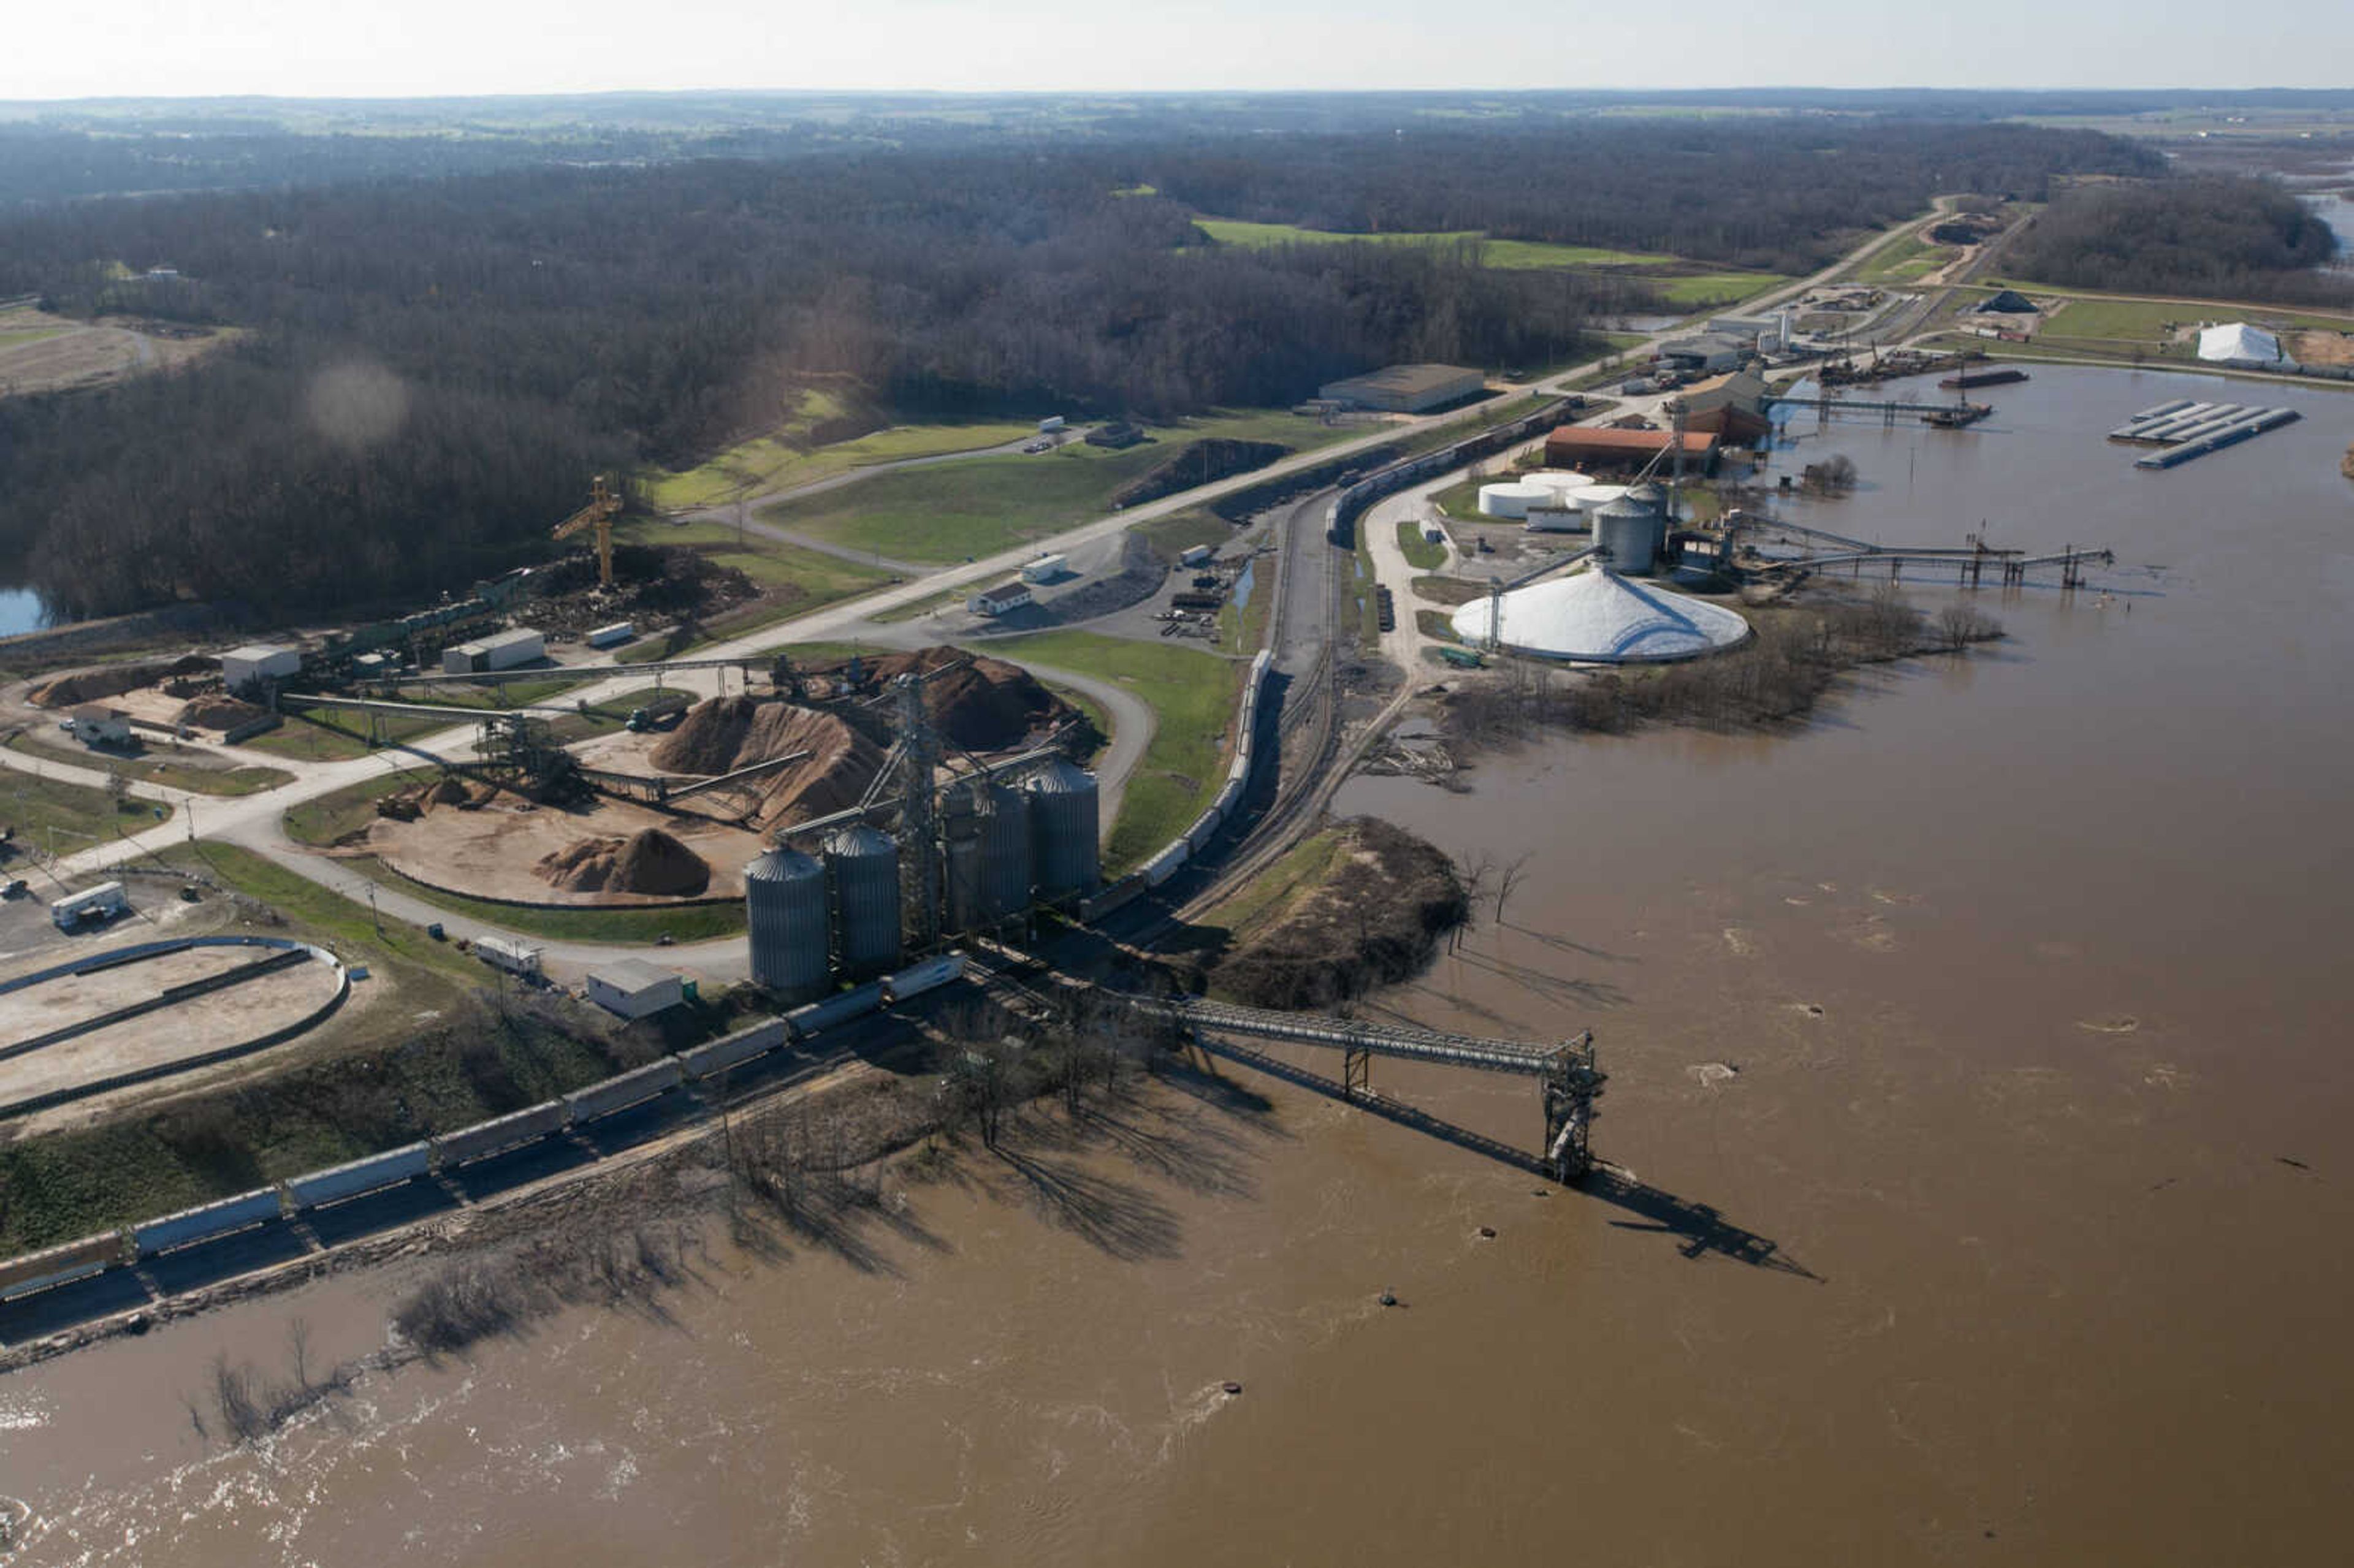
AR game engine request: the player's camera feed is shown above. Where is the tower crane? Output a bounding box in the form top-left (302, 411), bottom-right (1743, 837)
top-left (550, 474), bottom-right (623, 590)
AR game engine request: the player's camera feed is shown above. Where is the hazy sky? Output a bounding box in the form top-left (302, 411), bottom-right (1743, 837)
top-left (6, 0), bottom-right (2348, 99)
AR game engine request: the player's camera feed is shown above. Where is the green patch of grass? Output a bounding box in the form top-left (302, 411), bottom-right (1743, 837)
top-left (761, 441), bottom-right (1171, 563)
top-left (0, 767), bottom-right (170, 853)
top-left (1130, 508), bottom-right (1234, 563)
top-left (354, 856), bottom-right (748, 943)
top-left (1645, 270), bottom-right (1789, 308)
top-left (2, 731), bottom-right (290, 797)
top-left (642, 407), bottom-right (1037, 512)
top-left (978, 630), bottom-right (1241, 874)
top-left (1194, 218), bottom-right (1678, 270)
top-left (1197, 826), bottom-right (1347, 941)
top-left (1396, 518), bottom-right (1448, 571)
top-left (173, 840), bottom-right (483, 987)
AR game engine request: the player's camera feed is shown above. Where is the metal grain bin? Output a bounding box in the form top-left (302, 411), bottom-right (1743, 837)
top-left (746, 846), bottom-right (829, 998)
top-left (824, 824), bottom-right (902, 975)
top-left (1594, 489), bottom-right (1666, 575)
top-left (1026, 758), bottom-right (1100, 897)
top-left (980, 781), bottom-right (1033, 919)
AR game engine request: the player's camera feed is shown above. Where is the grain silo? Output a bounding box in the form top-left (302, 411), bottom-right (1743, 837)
top-left (1026, 758), bottom-right (1101, 897)
top-left (745, 846), bottom-right (829, 999)
top-left (823, 824), bottom-right (902, 975)
top-left (1593, 485), bottom-right (1667, 574)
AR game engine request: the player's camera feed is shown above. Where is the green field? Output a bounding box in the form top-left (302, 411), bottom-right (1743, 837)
top-left (3, 732), bottom-right (291, 797)
top-left (645, 411), bottom-right (1043, 512)
top-left (978, 630), bottom-right (1241, 873)
top-left (0, 768), bottom-right (171, 853)
top-left (1194, 218), bottom-right (1672, 270)
top-left (759, 411), bottom-right (1337, 565)
top-left (1396, 519), bottom-right (1448, 571)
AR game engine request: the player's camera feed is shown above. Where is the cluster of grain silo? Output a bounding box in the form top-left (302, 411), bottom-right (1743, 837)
top-left (745, 755), bottom-right (1100, 996)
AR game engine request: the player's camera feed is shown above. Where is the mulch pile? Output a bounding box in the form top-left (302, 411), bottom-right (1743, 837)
top-left (535, 828), bottom-right (712, 896)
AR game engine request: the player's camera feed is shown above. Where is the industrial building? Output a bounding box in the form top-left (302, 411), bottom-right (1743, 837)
top-left (1675, 370), bottom-right (1774, 444)
top-left (69, 705), bottom-right (132, 747)
top-left (1655, 335), bottom-right (1753, 375)
top-left (1317, 363), bottom-right (1485, 414)
top-left (1543, 426), bottom-right (1719, 475)
top-left (443, 628), bottom-right (546, 675)
top-left (221, 643), bottom-right (302, 691)
top-left (585, 959), bottom-right (685, 1019)
top-left (967, 580), bottom-right (1034, 617)
top-left (1451, 568), bottom-right (1751, 663)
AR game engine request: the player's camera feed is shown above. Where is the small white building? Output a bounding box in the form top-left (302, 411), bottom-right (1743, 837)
top-left (1020, 554), bottom-right (1068, 585)
top-left (221, 644), bottom-right (302, 691)
top-left (585, 958), bottom-right (685, 1020)
top-left (443, 628), bottom-right (546, 675)
top-left (967, 580), bottom-right (1034, 617)
top-left (51, 881), bottom-right (128, 931)
top-left (69, 705), bottom-right (132, 747)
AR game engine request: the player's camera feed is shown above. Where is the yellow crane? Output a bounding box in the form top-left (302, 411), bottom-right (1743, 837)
top-left (550, 474), bottom-right (623, 589)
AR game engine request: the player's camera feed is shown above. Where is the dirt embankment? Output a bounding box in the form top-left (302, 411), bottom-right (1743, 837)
top-left (1207, 818), bottom-right (1468, 1010)
top-left (1114, 439), bottom-right (1289, 509)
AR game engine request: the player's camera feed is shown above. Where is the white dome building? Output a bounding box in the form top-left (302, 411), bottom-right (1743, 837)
top-left (1451, 568), bottom-right (1751, 663)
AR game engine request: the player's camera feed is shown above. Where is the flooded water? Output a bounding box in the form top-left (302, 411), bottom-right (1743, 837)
top-left (0, 585), bottom-right (48, 638)
top-left (9, 365), bottom-right (2354, 1564)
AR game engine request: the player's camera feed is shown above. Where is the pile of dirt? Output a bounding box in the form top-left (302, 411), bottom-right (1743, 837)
top-left (847, 646), bottom-right (1070, 750)
top-left (536, 828), bottom-right (712, 896)
top-left (652, 696), bottom-right (886, 830)
top-left (174, 693), bottom-right (269, 731)
top-left (1206, 818), bottom-right (1468, 1010)
top-left (28, 660), bottom-right (181, 709)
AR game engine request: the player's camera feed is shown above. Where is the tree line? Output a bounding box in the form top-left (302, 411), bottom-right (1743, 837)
top-left (0, 120), bottom-right (2157, 621)
top-left (2005, 175), bottom-right (2350, 304)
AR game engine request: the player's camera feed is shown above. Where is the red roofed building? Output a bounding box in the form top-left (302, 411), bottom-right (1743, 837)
top-left (1543, 425), bottom-right (1720, 475)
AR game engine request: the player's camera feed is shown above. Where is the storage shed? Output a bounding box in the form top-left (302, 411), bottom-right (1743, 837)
top-left (586, 959), bottom-right (686, 1020)
top-left (967, 580), bottom-right (1034, 617)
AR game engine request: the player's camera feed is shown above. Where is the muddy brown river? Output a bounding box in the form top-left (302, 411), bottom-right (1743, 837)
top-left (6, 364), bottom-right (2353, 1564)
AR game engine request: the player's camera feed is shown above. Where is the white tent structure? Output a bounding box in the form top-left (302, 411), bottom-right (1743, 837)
top-left (2197, 322), bottom-right (2299, 373)
top-left (1451, 568), bottom-right (1751, 663)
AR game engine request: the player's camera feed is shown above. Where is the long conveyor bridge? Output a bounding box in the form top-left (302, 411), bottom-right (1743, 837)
top-left (1112, 992), bottom-right (1604, 1181)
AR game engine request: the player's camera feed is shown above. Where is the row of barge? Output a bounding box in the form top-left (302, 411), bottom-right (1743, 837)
top-left (2109, 398), bottom-right (2302, 470)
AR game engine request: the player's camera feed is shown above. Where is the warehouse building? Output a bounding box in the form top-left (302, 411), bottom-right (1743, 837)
top-left (1544, 426), bottom-right (1720, 476)
top-left (221, 643), bottom-right (302, 691)
top-left (1317, 363), bottom-right (1485, 414)
top-left (442, 628), bottom-right (546, 675)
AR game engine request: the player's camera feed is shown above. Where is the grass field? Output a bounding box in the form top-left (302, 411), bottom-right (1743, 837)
top-left (1396, 519), bottom-right (1448, 571)
top-left (0, 768), bottom-right (171, 854)
top-left (978, 630), bottom-right (1241, 873)
top-left (755, 408), bottom-right (1349, 566)
top-left (1193, 218), bottom-right (1672, 270)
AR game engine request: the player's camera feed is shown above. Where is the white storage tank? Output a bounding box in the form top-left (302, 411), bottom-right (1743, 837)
top-left (1477, 481), bottom-right (1557, 520)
